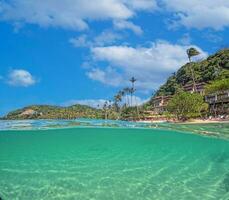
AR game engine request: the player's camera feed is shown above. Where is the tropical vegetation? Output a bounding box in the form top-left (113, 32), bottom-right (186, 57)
top-left (2, 48), bottom-right (229, 121)
top-left (205, 78), bottom-right (229, 94)
top-left (3, 104), bottom-right (104, 120)
top-left (155, 48), bottom-right (229, 96)
top-left (167, 92), bottom-right (208, 121)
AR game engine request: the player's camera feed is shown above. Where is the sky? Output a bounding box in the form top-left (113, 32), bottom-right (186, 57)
top-left (0, 0), bottom-right (229, 116)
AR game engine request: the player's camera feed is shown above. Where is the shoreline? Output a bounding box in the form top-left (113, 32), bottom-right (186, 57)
top-left (137, 119), bottom-right (229, 124)
top-left (177, 119), bottom-right (229, 125)
top-left (1, 118), bottom-right (229, 125)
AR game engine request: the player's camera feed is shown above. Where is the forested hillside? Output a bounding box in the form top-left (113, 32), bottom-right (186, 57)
top-left (3, 104), bottom-right (103, 120)
top-left (3, 49), bottom-right (229, 121)
top-left (155, 49), bottom-right (229, 96)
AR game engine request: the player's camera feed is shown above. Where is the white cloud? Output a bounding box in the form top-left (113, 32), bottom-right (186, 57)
top-left (63, 95), bottom-right (148, 108)
top-left (94, 31), bottom-right (122, 46)
top-left (89, 41), bottom-right (207, 90)
top-left (203, 33), bottom-right (223, 43)
top-left (87, 67), bottom-right (123, 86)
top-left (70, 31), bottom-right (122, 48)
top-left (0, 0), bottom-right (157, 31)
top-left (113, 20), bottom-right (143, 35)
top-left (178, 33), bottom-right (191, 45)
top-left (123, 0), bottom-right (158, 11)
top-left (1, 0), bottom-right (227, 31)
top-left (124, 95), bottom-right (149, 106)
top-left (162, 0), bottom-right (229, 30)
top-left (63, 99), bottom-right (109, 108)
top-left (69, 35), bottom-right (91, 48)
top-left (7, 69), bottom-right (36, 87)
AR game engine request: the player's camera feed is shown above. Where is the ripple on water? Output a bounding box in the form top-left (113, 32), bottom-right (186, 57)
top-left (223, 172), bottom-right (229, 192)
top-left (0, 125), bottom-right (229, 199)
top-left (0, 119), bottom-right (229, 139)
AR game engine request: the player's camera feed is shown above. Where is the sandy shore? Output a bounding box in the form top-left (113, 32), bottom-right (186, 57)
top-left (137, 119), bottom-right (229, 124)
top-left (137, 120), bottom-right (167, 123)
top-left (177, 119), bottom-right (229, 124)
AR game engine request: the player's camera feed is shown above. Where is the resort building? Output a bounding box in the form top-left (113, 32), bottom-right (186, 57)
top-left (183, 82), bottom-right (206, 95)
top-left (151, 95), bottom-right (172, 114)
top-left (150, 82), bottom-right (228, 116)
top-left (205, 90), bottom-right (229, 115)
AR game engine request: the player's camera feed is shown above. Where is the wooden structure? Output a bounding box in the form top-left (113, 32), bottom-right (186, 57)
top-left (205, 90), bottom-right (229, 115)
top-left (183, 82), bottom-right (206, 95)
top-left (151, 96), bottom-right (172, 114)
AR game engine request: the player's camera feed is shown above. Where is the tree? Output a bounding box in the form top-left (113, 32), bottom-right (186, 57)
top-left (113, 93), bottom-right (122, 111)
top-left (103, 101), bottom-right (108, 120)
top-left (186, 47), bottom-right (200, 92)
top-left (129, 77), bottom-right (137, 106)
top-left (204, 79), bottom-right (229, 116)
top-left (155, 49), bottom-right (229, 97)
top-left (123, 87), bottom-right (131, 107)
top-left (186, 47), bottom-right (200, 62)
top-left (167, 92), bottom-right (208, 121)
top-left (129, 77), bottom-right (140, 119)
top-left (119, 90), bottom-right (125, 103)
top-left (205, 78), bottom-right (229, 94)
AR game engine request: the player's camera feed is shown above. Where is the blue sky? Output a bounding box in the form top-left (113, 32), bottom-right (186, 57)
top-left (0, 0), bottom-right (229, 115)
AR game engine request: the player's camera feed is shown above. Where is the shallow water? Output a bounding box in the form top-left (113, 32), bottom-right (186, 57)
top-left (0, 119), bottom-right (229, 139)
top-left (0, 121), bottom-right (229, 199)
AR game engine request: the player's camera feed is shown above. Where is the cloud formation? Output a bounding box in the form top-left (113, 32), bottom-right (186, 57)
top-left (163, 0), bottom-right (229, 30)
top-left (87, 67), bottom-right (124, 86)
top-left (63, 99), bottom-right (108, 108)
top-left (63, 95), bottom-right (148, 108)
top-left (7, 69), bottom-right (36, 87)
top-left (0, 0), bottom-right (228, 31)
top-left (88, 41), bottom-right (207, 90)
top-left (0, 0), bottom-right (156, 31)
top-left (70, 30), bottom-right (122, 48)
top-left (113, 20), bottom-right (143, 35)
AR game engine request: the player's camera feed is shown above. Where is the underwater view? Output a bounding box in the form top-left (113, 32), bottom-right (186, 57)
top-left (1, 0), bottom-right (229, 199)
top-left (0, 120), bottom-right (229, 200)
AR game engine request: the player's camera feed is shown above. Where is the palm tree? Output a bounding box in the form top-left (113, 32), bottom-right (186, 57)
top-left (129, 77), bottom-right (137, 106)
top-left (129, 87), bottom-right (136, 106)
top-left (186, 47), bottom-right (200, 62)
top-left (103, 101), bottom-right (108, 120)
top-left (186, 47), bottom-right (200, 92)
top-left (108, 100), bottom-right (112, 109)
top-left (114, 93), bottom-right (122, 110)
top-left (123, 87), bottom-right (131, 107)
top-left (119, 90), bottom-right (125, 102)
top-left (129, 77), bottom-right (140, 120)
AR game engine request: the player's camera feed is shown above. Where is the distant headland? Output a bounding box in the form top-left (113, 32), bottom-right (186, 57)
top-left (2, 48), bottom-right (229, 122)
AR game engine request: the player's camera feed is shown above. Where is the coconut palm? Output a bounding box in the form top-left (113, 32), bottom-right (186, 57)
top-left (129, 77), bottom-right (140, 120)
top-left (103, 101), bottom-right (108, 120)
top-left (119, 90), bottom-right (125, 101)
top-left (108, 100), bottom-right (112, 110)
top-left (186, 47), bottom-right (200, 62)
top-left (129, 77), bottom-right (137, 106)
top-left (123, 87), bottom-right (131, 107)
top-left (186, 47), bottom-right (200, 92)
top-left (114, 93), bottom-right (122, 110)
top-left (130, 77), bottom-right (137, 87)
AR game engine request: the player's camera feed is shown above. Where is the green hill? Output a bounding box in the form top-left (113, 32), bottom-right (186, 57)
top-left (155, 49), bottom-right (229, 96)
top-left (3, 49), bottom-right (229, 121)
top-left (3, 104), bottom-right (103, 120)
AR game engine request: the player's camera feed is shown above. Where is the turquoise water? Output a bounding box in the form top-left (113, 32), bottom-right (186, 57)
top-left (0, 121), bottom-right (229, 199)
top-left (1, 119), bottom-right (229, 139)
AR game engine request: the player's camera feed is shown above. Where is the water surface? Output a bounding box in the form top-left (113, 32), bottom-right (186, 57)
top-left (0, 120), bottom-right (229, 199)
